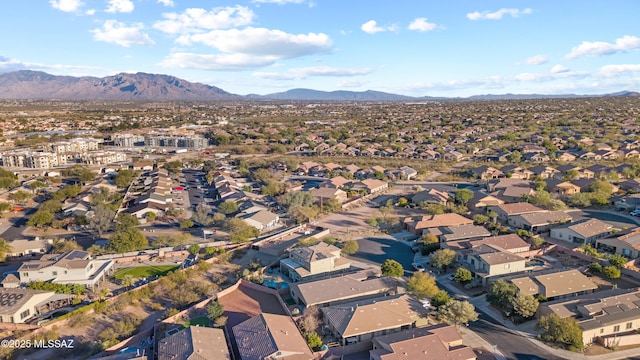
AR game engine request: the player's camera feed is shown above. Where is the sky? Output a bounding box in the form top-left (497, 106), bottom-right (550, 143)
top-left (0, 0), bottom-right (639, 97)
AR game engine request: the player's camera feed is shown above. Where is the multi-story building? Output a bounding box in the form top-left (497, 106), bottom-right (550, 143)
top-left (0, 150), bottom-right (66, 169)
top-left (113, 134), bottom-right (145, 147)
top-left (81, 151), bottom-right (127, 165)
top-left (144, 134), bottom-right (209, 149)
top-left (48, 138), bottom-right (100, 154)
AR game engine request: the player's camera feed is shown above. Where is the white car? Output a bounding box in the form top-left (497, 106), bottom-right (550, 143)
top-left (412, 263), bottom-right (425, 272)
top-left (631, 210), bottom-right (640, 217)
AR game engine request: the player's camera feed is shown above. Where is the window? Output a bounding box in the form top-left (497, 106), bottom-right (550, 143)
top-left (22, 273), bottom-right (28, 277)
top-left (614, 325), bottom-right (620, 332)
top-left (504, 264), bottom-right (511, 269)
top-left (600, 329), bottom-right (604, 334)
top-left (19, 310), bottom-right (30, 320)
top-left (627, 322), bottom-right (633, 329)
top-left (52, 271), bottom-right (57, 276)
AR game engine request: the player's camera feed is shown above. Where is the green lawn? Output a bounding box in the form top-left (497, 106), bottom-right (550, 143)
top-left (183, 316), bottom-right (210, 328)
top-left (113, 265), bottom-right (179, 280)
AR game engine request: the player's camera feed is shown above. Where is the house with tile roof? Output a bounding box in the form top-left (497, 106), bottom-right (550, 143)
top-left (233, 313), bottom-right (313, 360)
top-left (465, 244), bottom-right (527, 285)
top-left (403, 213), bottom-right (474, 235)
top-left (280, 242), bottom-right (352, 282)
top-left (370, 324), bottom-right (476, 360)
top-left (550, 218), bottom-right (613, 245)
top-left (321, 294), bottom-right (427, 345)
top-left (158, 326), bottom-right (230, 360)
top-left (511, 269), bottom-right (598, 301)
top-left (509, 211), bottom-right (573, 234)
top-left (596, 228), bottom-right (640, 259)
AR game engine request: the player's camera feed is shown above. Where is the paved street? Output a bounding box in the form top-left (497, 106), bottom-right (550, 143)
top-left (350, 235), bottom-right (415, 275)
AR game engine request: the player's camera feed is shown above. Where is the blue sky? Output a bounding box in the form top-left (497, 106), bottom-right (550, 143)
top-left (0, 0), bottom-right (639, 96)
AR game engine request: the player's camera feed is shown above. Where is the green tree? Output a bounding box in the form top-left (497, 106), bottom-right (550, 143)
top-left (107, 228), bottom-right (148, 253)
top-left (27, 210), bottom-right (54, 228)
top-left (432, 290), bottom-right (452, 308)
top-left (609, 254), bottom-right (628, 268)
top-left (8, 190), bottom-right (31, 204)
top-left (381, 259), bottom-right (404, 277)
top-left (603, 265), bottom-right (621, 279)
top-left (472, 214), bottom-right (488, 225)
top-left (341, 240), bottom-right (359, 255)
top-left (0, 238), bottom-right (13, 262)
top-left (406, 272), bottom-right (439, 299)
top-left (145, 212), bottom-right (157, 222)
top-left (121, 274), bottom-right (135, 290)
top-left (487, 279), bottom-right (517, 308)
top-left (179, 219), bottom-right (194, 229)
top-left (454, 189), bottom-right (474, 206)
top-left (207, 301), bottom-right (225, 321)
top-left (284, 191), bottom-right (314, 210)
top-left (115, 212), bottom-right (139, 231)
top-left (437, 300), bottom-right (478, 326)
top-left (536, 314), bottom-right (583, 350)
top-left (114, 169), bottom-right (136, 188)
top-left (512, 293), bottom-right (539, 319)
top-left (51, 239), bottom-right (82, 253)
top-left (454, 268), bottom-right (473, 284)
top-left (429, 249), bottom-right (456, 269)
top-left (218, 200), bottom-right (239, 215)
top-left (188, 244), bottom-right (200, 255)
top-left (225, 218), bottom-right (259, 243)
top-left (306, 332), bottom-right (323, 350)
top-left (90, 204), bottom-right (116, 236)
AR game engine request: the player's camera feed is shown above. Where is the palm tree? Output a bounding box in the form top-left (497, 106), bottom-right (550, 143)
top-left (121, 274), bottom-right (136, 290)
top-left (97, 287), bottom-right (112, 301)
top-left (0, 238), bottom-right (12, 262)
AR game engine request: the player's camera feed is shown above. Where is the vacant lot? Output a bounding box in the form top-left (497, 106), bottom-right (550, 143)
top-left (113, 265), bottom-right (179, 280)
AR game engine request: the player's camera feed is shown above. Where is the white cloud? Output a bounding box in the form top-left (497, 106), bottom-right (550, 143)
top-left (252, 0), bottom-right (305, 4)
top-left (91, 20), bottom-right (155, 47)
top-left (565, 35), bottom-right (640, 60)
top-left (49, 0), bottom-right (84, 12)
top-left (408, 18), bottom-right (437, 32)
top-left (253, 66), bottom-right (373, 80)
top-left (177, 27), bottom-right (332, 59)
top-left (85, 9), bottom-right (95, 15)
top-left (0, 55), bottom-right (102, 73)
top-left (158, 52), bottom-right (278, 71)
top-left (551, 65), bottom-right (569, 74)
top-left (337, 79), bottom-right (367, 88)
top-left (361, 20), bottom-right (397, 34)
top-left (521, 55), bottom-right (548, 65)
top-left (105, 0), bottom-right (134, 13)
top-left (598, 64), bottom-right (640, 78)
top-left (157, 0), bottom-right (174, 7)
top-left (153, 6), bottom-right (255, 34)
top-left (466, 8), bottom-right (532, 20)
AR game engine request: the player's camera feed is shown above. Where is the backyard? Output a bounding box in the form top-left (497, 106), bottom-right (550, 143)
top-left (113, 265), bottom-right (180, 280)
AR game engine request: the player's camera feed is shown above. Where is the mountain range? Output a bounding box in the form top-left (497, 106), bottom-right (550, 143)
top-left (0, 70), bottom-right (637, 102)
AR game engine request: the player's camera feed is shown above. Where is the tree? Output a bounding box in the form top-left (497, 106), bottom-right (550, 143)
top-left (306, 332), bottom-right (323, 350)
top-left (179, 219), bottom-right (194, 229)
top-left (188, 244), bottom-right (200, 255)
top-left (341, 240), bottom-right (359, 255)
top-left (90, 204), bottom-right (115, 236)
top-left (114, 169), bottom-right (136, 188)
top-left (487, 210), bottom-right (498, 223)
top-left (145, 212), bottom-right (157, 222)
top-left (487, 280), bottom-right (517, 308)
top-left (214, 316), bottom-right (228, 328)
top-left (0, 238), bottom-right (13, 262)
top-left (207, 301), bottom-right (225, 321)
top-left (52, 239), bottom-right (82, 253)
top-left (225, 218), bottom-right (259, 243)
top-left (290, 205), bottom-right (320, 224)
top-left (603, 265), bottom-right (621, 279)
top-left (191, 203), bottom-right (212, 226)
top-left (0, 202), bottom-right (11, 213)
top-left (472, 214), bottom-right (488, 225)
top-left (8, 190), bottom-right (31, 204)
top-left (429, 249), bottom-right (456, 269)
top-left (454, 268), bottom-right (473, 284)
top-left (27, 210), bottom-right (54, 228)
top-left (609, 254), bottom-right (628, 268)
top-left (205, 172), bottom-right (214, 185)
top-left (121, 274), bottom-right (135, 290)
top-left (381, 259), bottom-right (404, 277)
top-left (512, 293), bottom-right (539, 319)
top-left (406, 271), bottom-right (439, 299)
top-left (437, 300), bottom-right (478, 326)
top-left (115, 212), bottom-right (139, 231)
top-left (536, 314), bottom-right (583, 350)
top-left (432, 290), bottom-right (452, 308)
top-left (299, 306), bottom-right (320, 334)
top-left (454, 189), bottom-right (473, 206)
top-left (422, 233), bottom-right (439, 245)
top-left (218, 200), bottom-right (239, 215)
top-left (507, 150), bottom-right (522, 163)
top-left (107, 228), bottom-right (148, 253)
top-left (284, 191), bottom-right (314, 210)
top-left (379, 203), bottom-right (393, 220)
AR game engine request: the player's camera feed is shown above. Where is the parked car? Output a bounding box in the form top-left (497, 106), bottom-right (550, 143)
top-left (630, 209), bottom-right (640, 216)
top-left (412, 263), bottom-right (425, 272)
